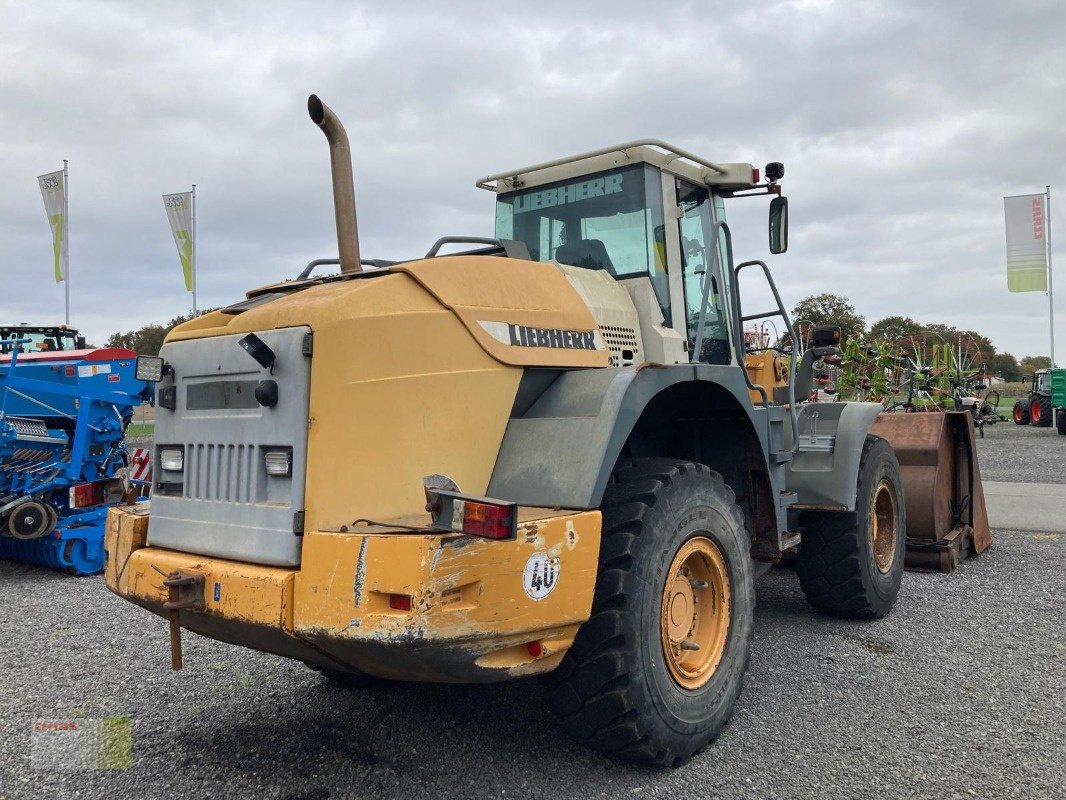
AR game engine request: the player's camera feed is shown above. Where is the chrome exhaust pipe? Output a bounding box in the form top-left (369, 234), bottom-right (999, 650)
top-left (307, 94), bottom-right (361, 273)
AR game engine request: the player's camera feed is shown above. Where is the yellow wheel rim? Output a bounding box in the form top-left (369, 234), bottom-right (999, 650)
top-left (871, 480), bottom-right (899, 574)
top-left (660, 536), bottom-right (731, 690)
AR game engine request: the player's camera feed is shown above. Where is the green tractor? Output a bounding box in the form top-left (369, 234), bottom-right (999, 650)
top-left (1012, 368), bottom-right (1066, 432)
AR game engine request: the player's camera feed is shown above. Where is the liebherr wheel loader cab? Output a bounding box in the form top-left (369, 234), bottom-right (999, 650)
top-left (105, 95), bottom-right (987, 766)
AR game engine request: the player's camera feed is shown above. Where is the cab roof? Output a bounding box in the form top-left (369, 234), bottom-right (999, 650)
top-left (476, 139), bottom-right (758, 194)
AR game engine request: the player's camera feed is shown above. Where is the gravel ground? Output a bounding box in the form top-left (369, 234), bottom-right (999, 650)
top-left (975, 419), bottom-right (1066, 484)
top-left (1, 423), bottom-right (1064, 799)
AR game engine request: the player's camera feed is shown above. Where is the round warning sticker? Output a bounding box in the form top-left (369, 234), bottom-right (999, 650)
top-left (523, 551), bottom-right (560, 600)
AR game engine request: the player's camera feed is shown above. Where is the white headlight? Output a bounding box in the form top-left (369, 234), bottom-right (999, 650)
top-left (264, 448), bottom-right (292, 477)
top-left (159, 448), bottom-right (184, 471)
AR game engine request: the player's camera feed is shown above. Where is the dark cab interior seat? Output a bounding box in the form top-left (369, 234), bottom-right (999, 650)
top-left (555, 239), bottom-right (614, 273)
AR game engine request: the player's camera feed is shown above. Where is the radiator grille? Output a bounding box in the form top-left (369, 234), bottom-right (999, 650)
top-left (602, 325), bottom-right (639, 367)
top-left (185, 443), bottom-right (259, 502)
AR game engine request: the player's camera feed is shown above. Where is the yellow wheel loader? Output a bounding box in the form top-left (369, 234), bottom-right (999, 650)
top-left (106, 95), bottom-right (989, 766)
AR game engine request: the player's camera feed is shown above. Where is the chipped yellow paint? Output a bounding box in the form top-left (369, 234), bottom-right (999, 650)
top-left (103, 503), bottom-right (149, 591)
top-left (293, 510), bottom-right (602, 644)
top-left (119, 546), bottom-right (296, 633)
top-left (105, 505), bottom-right (603, 681)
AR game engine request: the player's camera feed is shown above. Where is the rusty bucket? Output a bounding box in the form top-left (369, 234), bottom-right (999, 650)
top-left (869, 412), bottom-right (992, 572)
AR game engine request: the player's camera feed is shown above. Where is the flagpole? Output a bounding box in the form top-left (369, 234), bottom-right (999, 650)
top-left (191, 183), bottom-right (198, 316)
top-left (1048, 185), bottom-right (1055, 367)
top-left (63, 159), bottom-right (69, 326)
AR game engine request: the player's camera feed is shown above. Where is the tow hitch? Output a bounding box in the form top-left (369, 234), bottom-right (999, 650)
top-left (156, 567), bottom-right (205, 670)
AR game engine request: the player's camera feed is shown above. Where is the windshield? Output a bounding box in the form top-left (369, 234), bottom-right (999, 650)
top-left (495, 164), bottom-right (670, 319)
top-left (0, 328), bottom-right (80, 354)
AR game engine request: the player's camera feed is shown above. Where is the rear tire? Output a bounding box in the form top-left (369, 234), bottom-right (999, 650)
top-left (797, 436), bottom-right (905, 620)
top-left (1057, 408), bottom-right (1066, 436)
top-left (1013, 399), bottom-right (1030, 425)
top-left (1032, 395), bottom-right (1053, 427)
top-left (548, 458), bottom-right (754, 767)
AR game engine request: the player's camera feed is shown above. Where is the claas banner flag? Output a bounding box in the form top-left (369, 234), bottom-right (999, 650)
top-left (163, 192), bottom-right (194, 292)
top-left (1004, 193), bottom-right (1048, 293)
top-left (38, 169), bottom-right (67, 283)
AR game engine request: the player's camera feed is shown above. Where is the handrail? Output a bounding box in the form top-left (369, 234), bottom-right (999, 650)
top-left (734, 260), bottom-right (800, 454)
top-left (424, 237), bottom-right (530, 260)
top-left (298, 257), bottom-right (394, 280)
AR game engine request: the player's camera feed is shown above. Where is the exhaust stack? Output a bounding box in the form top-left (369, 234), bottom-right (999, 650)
top-left (307, 94), bottom-right (361, 273)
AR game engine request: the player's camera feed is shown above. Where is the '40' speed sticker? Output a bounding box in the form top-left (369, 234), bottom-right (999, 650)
top-left (523, 551), bottom-right (560, 600)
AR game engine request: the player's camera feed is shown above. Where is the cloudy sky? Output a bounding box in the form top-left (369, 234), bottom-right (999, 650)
top-left (1, 0), bottom-right (1064, 360)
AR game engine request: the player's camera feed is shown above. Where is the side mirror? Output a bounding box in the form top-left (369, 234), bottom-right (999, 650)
top-left (75, 336), bottom-right (87, 349)
top-left (811, 325), bottom-right (841, 348)
top-left (769, 196), bottom-right (788, 254)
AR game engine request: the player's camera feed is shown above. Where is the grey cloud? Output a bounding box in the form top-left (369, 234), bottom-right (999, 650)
top-left (1, 0), bottom-right (1063, 359)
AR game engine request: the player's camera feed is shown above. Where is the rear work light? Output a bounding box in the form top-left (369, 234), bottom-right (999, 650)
top-left (264, 448), bottom-right (293, 477)
top-left (69, 482), bottom-right (105, 509)
top-left (425, 488), bottom-right (517, 541)
top-left (159, 447), bottom-right (184, 472)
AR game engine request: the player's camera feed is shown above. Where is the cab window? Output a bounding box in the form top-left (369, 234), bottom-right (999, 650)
top-left (677, 179), bottom-right (731, 365)
top-left (496, 164), bottom-right (671, 322)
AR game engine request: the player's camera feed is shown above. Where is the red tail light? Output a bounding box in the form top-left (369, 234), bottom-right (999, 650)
top-left (752, 167), bottom-right (760, 183)
top-left (425, 488), bottom-right (517, 541)
top-left (461, 501), bottom-right (513, 539)
top-left (389, 594), bottom-right (412, 611)
top-left (69, 482), bottom-right (105, 508)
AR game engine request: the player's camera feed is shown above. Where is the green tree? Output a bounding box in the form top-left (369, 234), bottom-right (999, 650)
top-left (956, 329), bottom-right (995, 361)
top-left (791, 293), bottom-right (865, 342)
top-left (868, 316), bottom-right (924, 344)
top-left (1020, 355), bottom-right (1052, 375)
top-left (988, 352), bottom-right (1021, 381)
top-left (106, 310), bottom-right (215, 355)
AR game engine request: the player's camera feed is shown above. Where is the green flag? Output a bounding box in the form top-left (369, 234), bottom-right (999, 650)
top-left (163, 192), bottom-right (194, 291)
top-left (38, 170), bottom-right (67, 283)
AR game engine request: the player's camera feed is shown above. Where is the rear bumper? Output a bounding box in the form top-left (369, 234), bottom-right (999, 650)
top-left (104, 505), bottom-right (601, 682)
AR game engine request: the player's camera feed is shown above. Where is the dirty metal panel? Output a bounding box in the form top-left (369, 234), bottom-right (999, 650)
top-left (870, 411), bottom-right (991, 573)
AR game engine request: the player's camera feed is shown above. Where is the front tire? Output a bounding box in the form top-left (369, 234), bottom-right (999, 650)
top-left (1013, 399), bottom-right (1031, 425)
top-left (548, 458), bottom-right (754, 767)
top-left (797, 436), bottom-right (905, 619)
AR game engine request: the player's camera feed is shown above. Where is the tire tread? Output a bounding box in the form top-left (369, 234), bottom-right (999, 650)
top-left (547, 458), bottom-right (751, 766)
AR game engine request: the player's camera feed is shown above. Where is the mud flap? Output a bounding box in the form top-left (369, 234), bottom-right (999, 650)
top-left (869, 412), bottom-right (992, 573)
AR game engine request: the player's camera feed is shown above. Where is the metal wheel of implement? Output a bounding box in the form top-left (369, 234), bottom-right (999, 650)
top-left (660, 536), bottom-right (731, 690)
top-left (871, 480), bottom-right (898, 574)
top-left (6, 501), bottom-right (53, 539)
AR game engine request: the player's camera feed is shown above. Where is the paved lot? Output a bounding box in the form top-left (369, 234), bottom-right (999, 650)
top-left (1, 423), bottom-right (1064, 799)
top-left (975, 418), bottom-right (1066, 484)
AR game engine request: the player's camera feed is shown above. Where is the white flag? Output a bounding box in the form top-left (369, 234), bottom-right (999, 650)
top-left (1004, 193), bottom-right (1048, 293)
top-left (38, 169), bottom-right (67, 283)
top-left (163, 192), bottom-right (194, 292)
